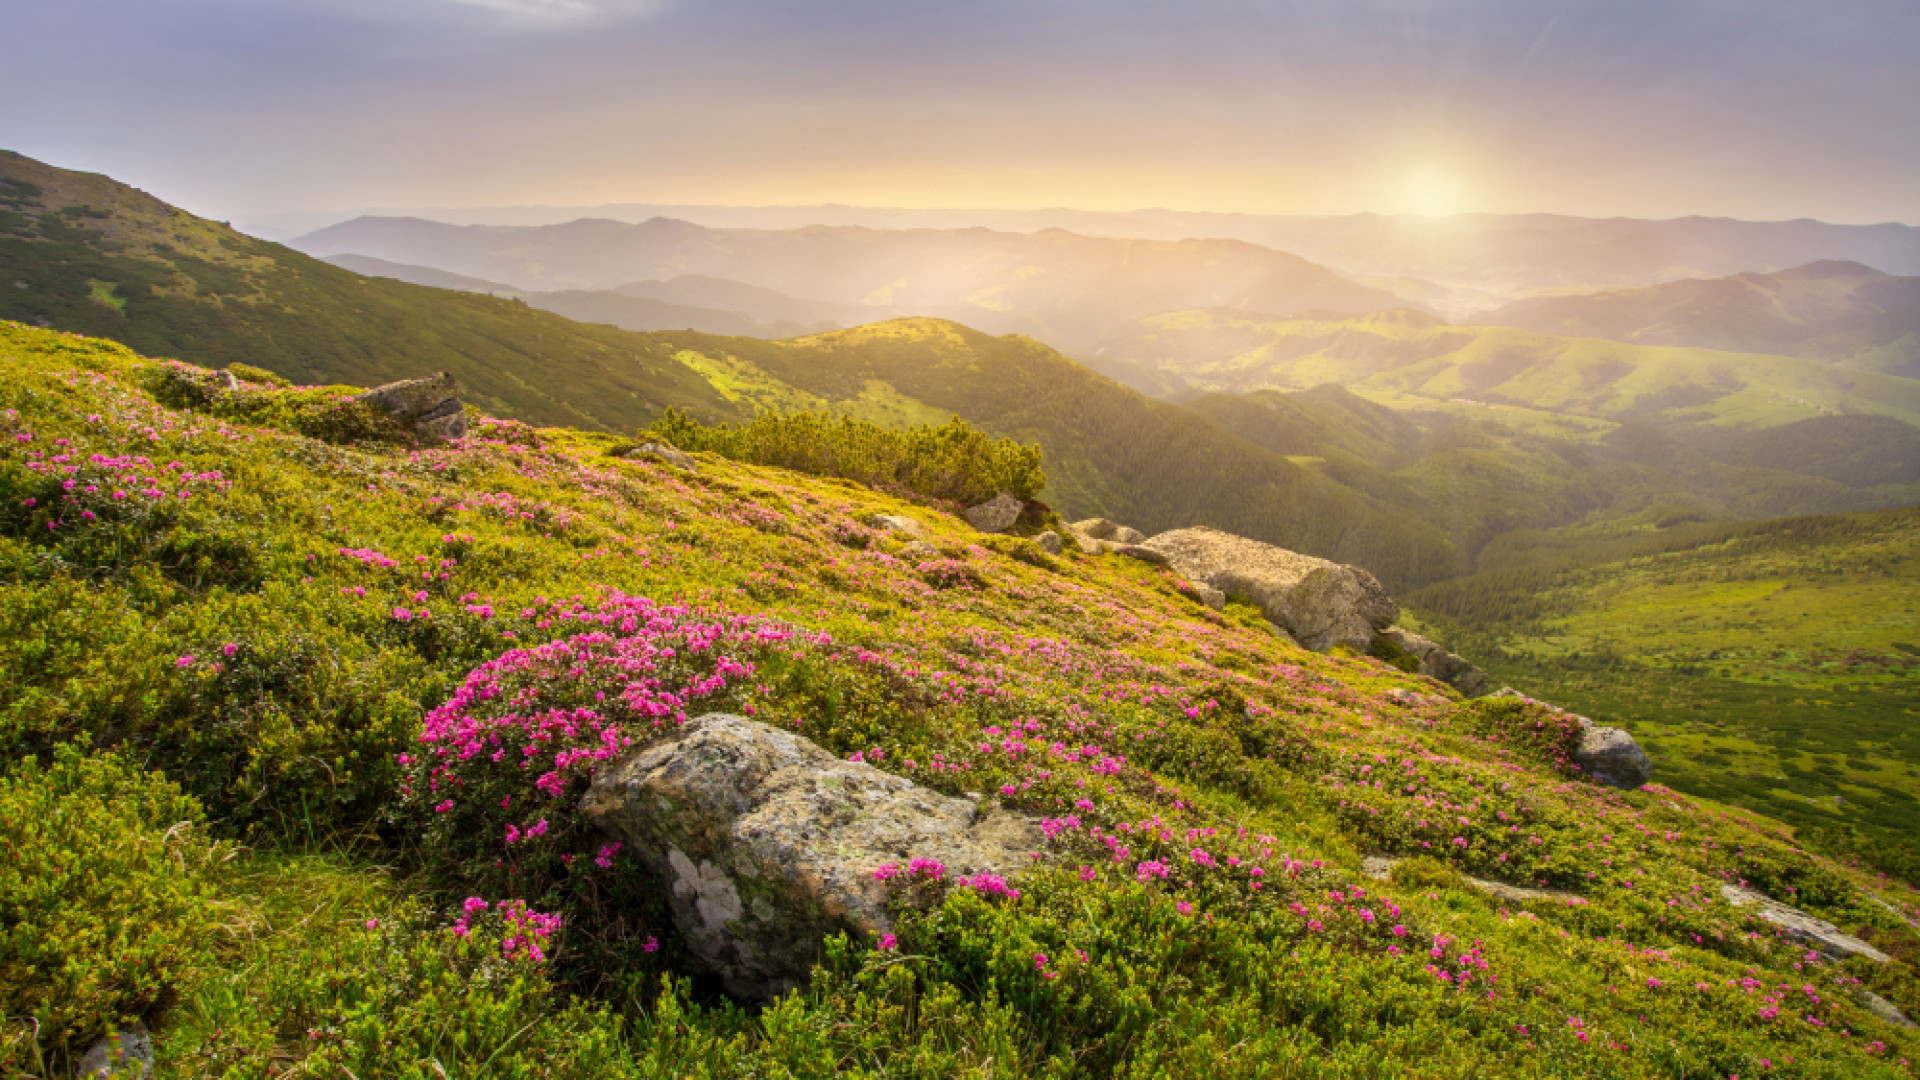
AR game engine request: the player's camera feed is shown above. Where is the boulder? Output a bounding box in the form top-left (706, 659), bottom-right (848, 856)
top-left (1573, 720), bottom-right (1653, 790)
top-left (579, 714), bottom-right (1045, 999)
top-left (626, 442), bottom-right (699, 472)
top-left (1864, 990), bottom-right (1916, 1029)
top-left (964, 493), bottom-right (1025, 534)
top-left (1139, 527), bottom-right (1397, 652)
top-left (870, 513), bottom-right (928, 539)
top-left (1721, 885), bottom-right (1892, 962)
top-left (1034, 530), bottom-right (1064, 556)
top-left (1066, 529), bottom-right (1103, 555)
top-left (76, 1020), bottom-right (152, 1080)
top-left (1377, 626), bottom-right (1491, 698)
top-left (1071, 518), bottom-right (1144, 544)
top-left (1189, 582), bottom-right (1226, 610)
top-left (354, 372), bottom-right (468, 441)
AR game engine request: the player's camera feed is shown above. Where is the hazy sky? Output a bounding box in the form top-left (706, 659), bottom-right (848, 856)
top-left (4, 0), bottom-right (1918, 224)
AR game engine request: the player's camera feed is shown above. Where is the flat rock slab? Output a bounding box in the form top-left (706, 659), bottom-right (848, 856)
top-left (1141, 527), bottom-right (1396, 652)
top-left (1721, 884), bottom-right (1891, 962)
top-left (1362, 856), bottom-right (1584, 906)
top-left (580, 713), bottom-right (1043, 999)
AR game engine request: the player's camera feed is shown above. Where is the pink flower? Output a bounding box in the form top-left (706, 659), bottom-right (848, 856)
top-left (880, 934), bottom-right (898, 951)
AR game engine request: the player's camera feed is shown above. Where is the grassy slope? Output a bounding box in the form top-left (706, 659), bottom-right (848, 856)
top-left (6, 320), bottom-right (1920, 1078)
top-left (650, 319), bottom-right (1467, 587)
top-left (0, 150), bottom-right (743, 431)
top-left (1096, 308), bottom-right (1920, 428)
top-left (1407, 507), bottom-right (1920, 842)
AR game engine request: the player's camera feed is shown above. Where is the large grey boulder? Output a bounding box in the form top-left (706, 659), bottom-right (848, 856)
top-left (964, 493), bottom-right (1025, 534)
top-left (1378, 626), bottom-right (1491, 697)
top-left (354, 372), bottom-right (467, 441)
top-left (1576, 723), bottom-right (1653, 790)
top-left (1140, 527), bottom-right (1397, 652)
top-left (579, 714), bottom-right (1043, 999)
top-left (1721, 885), bottom-right (1892, 962)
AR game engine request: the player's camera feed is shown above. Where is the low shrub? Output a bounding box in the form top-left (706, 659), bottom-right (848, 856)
top-left (648, 408), bottom-right (1045, 506)
top-left (0, 743), bottom-right (226, 1063)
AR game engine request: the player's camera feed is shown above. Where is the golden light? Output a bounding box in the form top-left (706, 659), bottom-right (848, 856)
top-left (1394, 164), bottom-right (1467, 217)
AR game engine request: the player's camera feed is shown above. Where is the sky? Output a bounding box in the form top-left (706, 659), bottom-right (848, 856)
top-left (3, 0), bottom-right (1918, 225)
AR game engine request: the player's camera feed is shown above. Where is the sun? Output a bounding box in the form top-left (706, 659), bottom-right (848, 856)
top-left (1395, 164), bottom-right (1466, 217)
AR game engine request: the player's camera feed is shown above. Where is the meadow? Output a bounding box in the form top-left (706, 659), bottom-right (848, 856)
top-left (5, 318), bottom-right (1920, 1078)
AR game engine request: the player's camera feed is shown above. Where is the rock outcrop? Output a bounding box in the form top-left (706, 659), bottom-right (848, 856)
top-left (625, 441), bottom-right (699, 471)
top-left (579, 713), bottom-right (1044, 999)
top-left (1140, 527), bottom-right (1397, 652)
top-left (1377, 626), bottom-right (1491, 697)
top-left (1720, 885), bottom-right (1892, 962)
top-left (963, 493), bottom-right (1025, 534)
top-left (354, 372), bottom-right (468, 441)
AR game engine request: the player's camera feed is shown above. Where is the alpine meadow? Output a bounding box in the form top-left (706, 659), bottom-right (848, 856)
top-left (4, 3), bottom-right (1920, 1078)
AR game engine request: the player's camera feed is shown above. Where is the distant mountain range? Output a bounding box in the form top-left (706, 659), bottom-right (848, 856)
top-left (291, 215), bottom-right (1416, 351)
top-left (266, 203), bottom-right (1920, 315)
top-left (1485, 261), bottom-right (1920, 378)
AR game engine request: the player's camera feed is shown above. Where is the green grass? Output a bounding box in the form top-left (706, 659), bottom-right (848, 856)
top-left (1408, 505), bottom-right (1920, 847)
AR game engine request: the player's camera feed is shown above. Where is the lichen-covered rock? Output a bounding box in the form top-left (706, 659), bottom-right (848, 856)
top-left (579, 713), bottom-right (1044, 999)
top-left (354, 372), bottom-right (467, 441)
top-left (1573, 720), bottom-right (1653, 790)
top-left (1034, 530), bottom-right (1064, 556)
top-left (1140, 527), bottom-right (1397, 652)
top-left (626, 442), bottom-right (698, 471)
top-left (1863, 990), bottom-right (1916, 1029)
top-left (76, 1020), bottom-right (152, 1080)
top-left (1378, 626), bottom-right (1491, 697)
top-left (1066, 529), bottom-right (1103, 554)
top-left (870, 513), bottom-right (928, 539)
top-left (1721, 885), bottom-right (1892, 962)
top-left (963, 492), bottom-right (1025, 534)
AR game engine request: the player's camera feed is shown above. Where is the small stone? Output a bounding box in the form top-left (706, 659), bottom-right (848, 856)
top-left (963, 492), bottom-right (1025, 534)
top-left (1863, 990), bottom-right (1916, 1028)
top-left (898, 540), bottom-right (939, 560)
top-left (1116, 543), bottom-right (1169, 566)
top-left (75, 1020), bottom-right (152, 1080)
top-left (626, 442), bottom-right (698, 471)
top-left (1034, 530), bottom-right (1063, 556)
top-left (870, 513), bottom-right (928, 538)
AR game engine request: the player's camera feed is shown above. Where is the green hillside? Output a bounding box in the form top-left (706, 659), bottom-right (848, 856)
top-left (0, 150), bottom-right (743, 432)
top-left (650, 319), bottom-right (1464, 587)
top-left (1484, 261), bottom-right (1920, 378)
top-left (6, 320), bottom-right (1919, 1077)
top-left (1095, 308), bottom-right (1920, 428)
top-left (1408, 506), bottom-right (1920, 848)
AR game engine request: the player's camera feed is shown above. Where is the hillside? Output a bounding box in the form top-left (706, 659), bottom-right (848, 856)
top-left (1094, 307), bottom-right (1920, 428)
top-left (1485, 261), bottom-right (1920, 377)
top-left (1407, 507), bottom-right (1920, 849)
top-left (0, 150), bottom-right (743, 432)
top-left (291, 214), bottom-right (1417, 351)
top-left (6, 319), bottom-right (1919, 1077)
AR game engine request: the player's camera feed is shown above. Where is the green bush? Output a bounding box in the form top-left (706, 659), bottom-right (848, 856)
top-left (650, 408), bottom-right (1045, 506)
top-left (0, 743), bottom-right (225, 1061)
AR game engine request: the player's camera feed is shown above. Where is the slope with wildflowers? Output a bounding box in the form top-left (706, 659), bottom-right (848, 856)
top-left (2, 318), bottom-right (1918, 1079)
